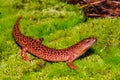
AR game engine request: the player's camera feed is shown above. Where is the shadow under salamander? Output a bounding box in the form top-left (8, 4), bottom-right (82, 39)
top-left (79, 48), bottom-right (95, 59)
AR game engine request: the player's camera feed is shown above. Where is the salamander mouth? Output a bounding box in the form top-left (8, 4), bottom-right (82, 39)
top-left (80, 48), bottom-right (90, 56)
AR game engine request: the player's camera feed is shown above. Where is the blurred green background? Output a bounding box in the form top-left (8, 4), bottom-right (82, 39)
top-left (0, 0), bottom-right (120, 80)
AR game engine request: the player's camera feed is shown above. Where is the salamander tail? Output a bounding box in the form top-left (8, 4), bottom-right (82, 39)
top-left (13, 16), bottom-right (22, 38)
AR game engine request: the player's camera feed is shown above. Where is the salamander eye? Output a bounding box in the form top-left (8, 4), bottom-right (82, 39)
top-left (86, 40), bottom-right (90, 43)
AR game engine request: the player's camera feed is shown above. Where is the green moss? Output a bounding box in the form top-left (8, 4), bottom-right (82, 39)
top-left (0, 0), bottom-right (120, 80)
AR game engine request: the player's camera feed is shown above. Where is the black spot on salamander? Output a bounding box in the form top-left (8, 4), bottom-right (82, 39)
top-left (15, 33), bottom-right (19, 36)
top-left (60, 51), bottom-right (64, 56)
top-left (63, 50), bottom-right (69, 56)
top-left (28, 39), bottom-right (33, 43)
top-left (35, 45), bottom-right (39, 49)
top-left (56, 51), bottom-right (60, 55)
top-left (35, 45), bottom-right (40, 51)
top-left (49, 53), bottom-right (52, 56)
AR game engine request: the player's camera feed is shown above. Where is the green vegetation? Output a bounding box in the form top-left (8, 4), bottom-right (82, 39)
top-left (0, 0), bottom-right (120, 80)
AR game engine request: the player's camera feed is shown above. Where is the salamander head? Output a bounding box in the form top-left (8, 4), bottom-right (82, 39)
top-left (81, 36), bottom-right (97, 48)
top-left (75, 36), bottom-right (97, 55)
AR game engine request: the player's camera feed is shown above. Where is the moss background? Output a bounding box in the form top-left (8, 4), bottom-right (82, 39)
top-left (0, 0), bottom-right (120, 80)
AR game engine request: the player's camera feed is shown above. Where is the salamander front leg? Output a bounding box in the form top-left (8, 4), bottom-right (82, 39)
top-left (21, 47), bottom-right (29, 61)
top-left (67, 55), bottom-right (78, 70)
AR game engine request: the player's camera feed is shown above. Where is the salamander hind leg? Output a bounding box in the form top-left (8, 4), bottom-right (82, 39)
top-left (67, 55), bottom-right (78, 70)
top-left (21, 47), bottom-right (29, 61)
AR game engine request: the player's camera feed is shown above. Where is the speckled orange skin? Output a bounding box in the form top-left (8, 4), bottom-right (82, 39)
top-left (13, 16), bottom-right (97, 69)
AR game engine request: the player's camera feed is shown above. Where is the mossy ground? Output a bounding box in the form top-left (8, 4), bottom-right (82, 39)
top-left (0, 0), bottom-right (120, 80)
